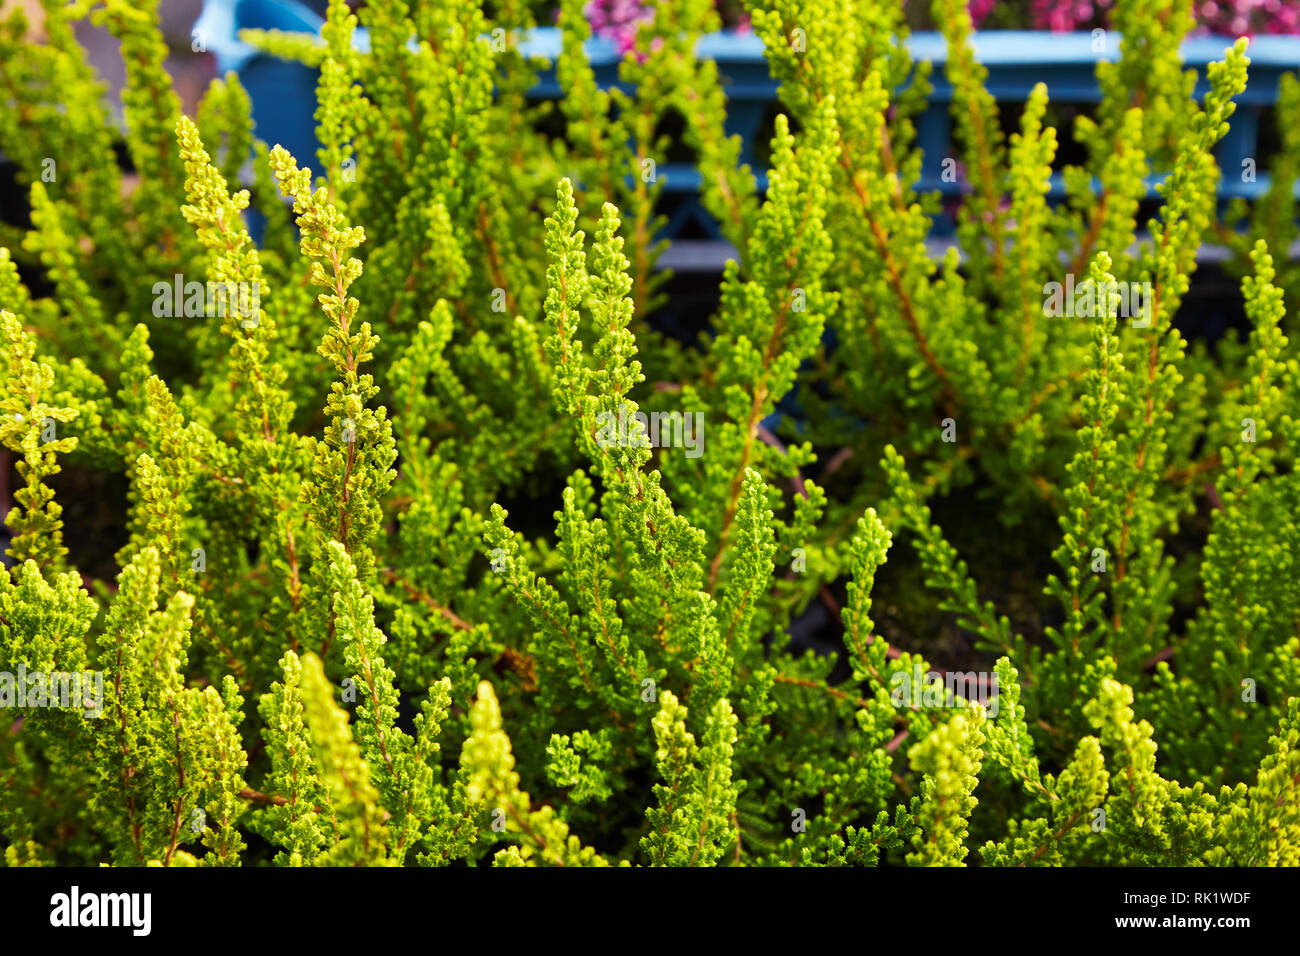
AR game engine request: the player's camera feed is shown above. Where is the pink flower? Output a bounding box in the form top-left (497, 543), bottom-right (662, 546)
top-left (1192, 0), bottom-right (1300, 35)
top-left (1029, 0), bottom-right (1105, 32)
top-left (584, 0), bottom-right (654, 57)
top-left (580, 0), bottom-right (1300, 48)
top-left (969, 0), bottom-right (997, 26)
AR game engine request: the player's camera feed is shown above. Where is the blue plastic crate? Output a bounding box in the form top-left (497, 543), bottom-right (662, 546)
top-left (194, 0), bottom-right (1300, 241)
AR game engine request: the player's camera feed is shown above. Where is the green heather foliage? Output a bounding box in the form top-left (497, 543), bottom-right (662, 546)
top-left (0, 0), bottom-right (1298, 866)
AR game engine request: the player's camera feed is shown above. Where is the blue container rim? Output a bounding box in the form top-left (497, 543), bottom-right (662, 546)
top-left (194, 0), bottom-right (1300, 76)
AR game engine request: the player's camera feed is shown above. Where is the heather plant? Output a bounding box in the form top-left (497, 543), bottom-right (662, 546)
top-left (580, 0), bottom-right (1300, 38)
top-left (0, 0), bottom-right (1297, 867)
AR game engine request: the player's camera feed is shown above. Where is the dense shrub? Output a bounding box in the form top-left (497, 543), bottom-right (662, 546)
top-left (0, 0), bottom-right (1297, 866)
